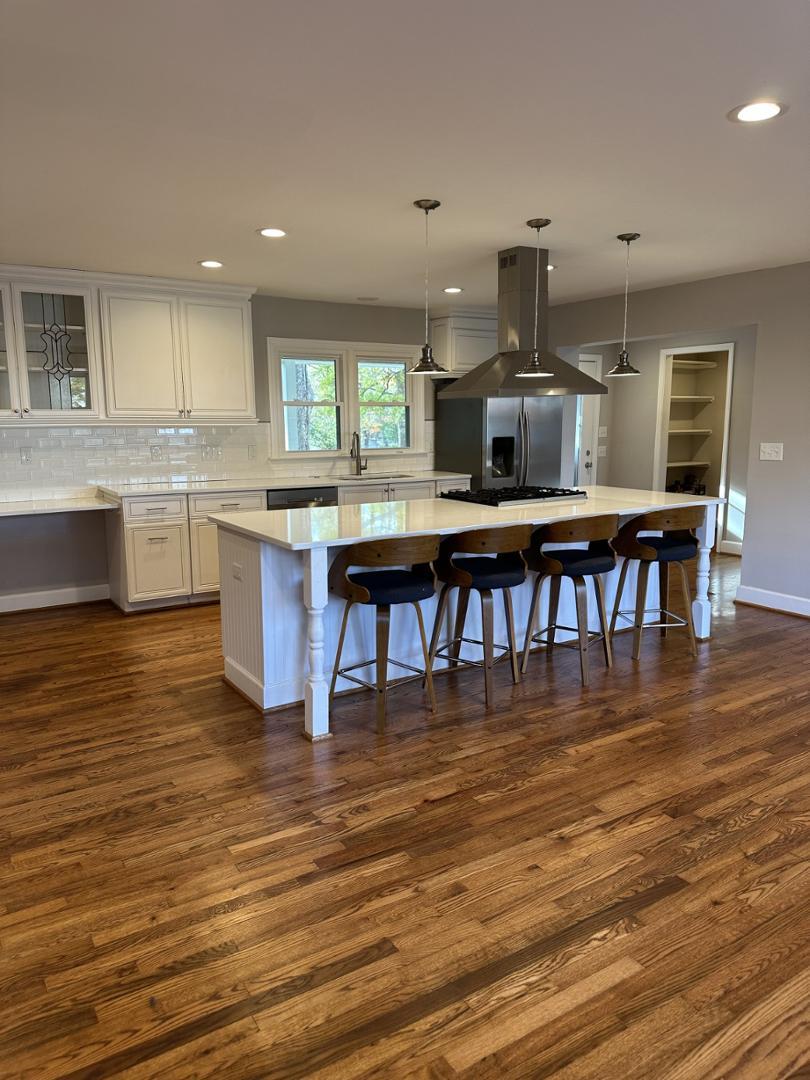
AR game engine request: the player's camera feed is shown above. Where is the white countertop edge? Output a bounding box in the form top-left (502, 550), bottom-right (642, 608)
top-left (208, 487), bottom-right (725, 551)
top-left (96, 470), bottom-right (471, 499)
top-left (0, 497), bottom-right (115, 517)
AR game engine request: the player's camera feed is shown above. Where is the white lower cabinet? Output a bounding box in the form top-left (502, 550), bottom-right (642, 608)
top-left (388, 481), bottom-right (435, 501)
top-left (435, 478), bottom-right (471, 495)
top-left (339, 484), bottom-right (391, 506)
top-left (190, 520), bottom-right (221, 593)
top-left (124, 522), bottom-right (191, 602)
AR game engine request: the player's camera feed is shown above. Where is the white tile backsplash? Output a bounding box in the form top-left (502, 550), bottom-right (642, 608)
top-left (0, 423), bottom-right (435, 501)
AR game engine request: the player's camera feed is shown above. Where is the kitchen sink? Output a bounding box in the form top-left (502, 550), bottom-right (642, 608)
top-left (344, 473), bottom-right (412, 480)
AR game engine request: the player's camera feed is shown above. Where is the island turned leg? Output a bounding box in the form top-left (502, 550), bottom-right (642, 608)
top-left (303, 547), bottom-right (332, 741)
top-left (693, 502), bottom-right (717, 640)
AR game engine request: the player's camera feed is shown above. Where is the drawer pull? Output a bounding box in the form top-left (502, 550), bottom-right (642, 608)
top-left (147, 536), bottom-right (169, 542)
top-left (220, 502), bottom-right (241, 509)
top-left (146, 506), bottom-right (169, 512)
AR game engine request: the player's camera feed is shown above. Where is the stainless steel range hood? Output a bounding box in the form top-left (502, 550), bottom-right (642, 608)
top-left (438, 245), bottom-right (607, 398)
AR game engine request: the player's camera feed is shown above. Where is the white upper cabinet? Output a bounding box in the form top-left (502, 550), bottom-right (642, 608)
top-left (101, 291), bottom-right (185, 418)
top-left (430, 312), bottom-right (497, 373)
top-left (0, 266), bottom-right (256, 424)
top-left (4, 279), bottom-right (103, 421)
top-left (180, 298), bottom-right (255, 419)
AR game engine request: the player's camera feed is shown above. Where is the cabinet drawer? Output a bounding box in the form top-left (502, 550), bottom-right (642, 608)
top-left (124, 523), bottom-right (191, 601)
top-left (189, 491), bottom-right (266, 518)
top-left (123, 495), bottom-right (187, 522)
top-left (436, 479), bottom-right (471, 494)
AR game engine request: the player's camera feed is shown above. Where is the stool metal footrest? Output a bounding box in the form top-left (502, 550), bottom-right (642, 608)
top-left (610, 607), bottom-right (688, 635)
top-left (433, 633), bottom-right (512, 671)
top-left (527, 622), bottom-right (607, 653)
top-left (335, 655), bottom-right (427, 693)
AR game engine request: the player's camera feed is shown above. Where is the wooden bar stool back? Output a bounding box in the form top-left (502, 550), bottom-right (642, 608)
top-left (328, 534), bottom-right (441, 732)
top-left (521, 514), bottom-right (618, 687)
top-left (428, 524), bottom-right (533, 705)
top-left (609, 507), bottom-right (701, 660)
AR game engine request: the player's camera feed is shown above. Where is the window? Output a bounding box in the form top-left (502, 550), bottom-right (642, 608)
top-left (357, 358), bottom-right (409, 450)
top-left (269, 338), bottom-right (423, 458)
top-left (279, 354), bottom-right (341, 452)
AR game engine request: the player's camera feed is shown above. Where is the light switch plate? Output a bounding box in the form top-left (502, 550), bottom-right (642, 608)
top-left (150, 445), bottom-right (163, 462)
top-left (19, 447), bottom-right (32, 464)
top-left (597, 446), bottom-right (607, 458)
top-left (598, 426), bottom-right (608, 439)
top-left (759, 442), bottom-right (783, 461)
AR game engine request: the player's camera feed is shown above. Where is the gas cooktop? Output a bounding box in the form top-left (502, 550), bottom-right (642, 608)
top-left (440, 486), bottom-right (588, 507)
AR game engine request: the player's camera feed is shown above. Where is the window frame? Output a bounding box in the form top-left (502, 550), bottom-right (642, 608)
top-left (268, 337), bottom-right (424, 460)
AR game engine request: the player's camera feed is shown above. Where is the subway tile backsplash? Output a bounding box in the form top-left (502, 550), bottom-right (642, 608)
top-left (0, 422), bottom-right (436, 501)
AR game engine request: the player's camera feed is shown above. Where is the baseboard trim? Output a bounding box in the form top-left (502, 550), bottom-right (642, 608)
top-left (718, 540), bottom-right (742, 556)
top-left (0, 583), bottom-right (111, 614)
top-left (735, 585), bottom-right (810, 620)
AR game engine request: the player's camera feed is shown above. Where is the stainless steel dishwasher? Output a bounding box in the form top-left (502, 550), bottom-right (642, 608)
top-left (265, 486), bottom-right (339, 510)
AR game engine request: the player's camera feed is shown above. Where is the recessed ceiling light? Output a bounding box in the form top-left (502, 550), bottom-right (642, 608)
top-left (443, 286), bottom-right (463, 294)
top-left (547, 264), bottom-right (556, 272)
top-left (728, 101), bottom-right (786, 123)
top-left (257, 227), bottom-right (287, 238)
top-left (198, 259), bottom-right (223, 269)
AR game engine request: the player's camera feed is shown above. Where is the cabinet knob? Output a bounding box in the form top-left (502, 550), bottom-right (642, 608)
top-left (186, 410), bottom-right (192, 416)
top-left (13, 408), bottom-right (20, 415)
top-left (22, 408), bottom-right (30, 414)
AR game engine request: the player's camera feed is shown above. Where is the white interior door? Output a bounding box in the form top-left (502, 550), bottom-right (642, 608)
top-left (576, 355), bottom-right (602, 485)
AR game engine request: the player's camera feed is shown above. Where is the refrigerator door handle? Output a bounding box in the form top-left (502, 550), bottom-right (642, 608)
top-left (523, 410), bottom-right (531, 485)
top-left (517, 411), bottom-right (525, 485)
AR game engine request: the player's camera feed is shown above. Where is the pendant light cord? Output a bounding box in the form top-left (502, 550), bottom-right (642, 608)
top-left (424, 209), bottom-right (430, 345)
top-left (533, 226), bottom-right (540, 352)
top-left (621, 239), bottom-right (631, 352)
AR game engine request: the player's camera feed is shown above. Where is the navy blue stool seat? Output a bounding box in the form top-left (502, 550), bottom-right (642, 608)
top-left (521, 516), bottom-right (618, 688)
top-left (428, 525), bottom-right (534, 706)
top-left (329, 536), bottom-right (441, 732)
top-left (609, 509), bottom-right (702, 660)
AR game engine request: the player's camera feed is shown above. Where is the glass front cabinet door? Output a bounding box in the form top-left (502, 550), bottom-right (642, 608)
top-left (0, 284), bottom-right (23, 418)
top-left (9, 282), bottom-right (102, 420)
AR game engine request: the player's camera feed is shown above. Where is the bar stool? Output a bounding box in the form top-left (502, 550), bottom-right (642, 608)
top-left (521, 515), bottom-right (618, 687)
top-left (609, 508), bottom-right (701, 660)
top-left (328, 535), bottom-right (441, 732)
top-left (428, 525), bottom-right (533, 705)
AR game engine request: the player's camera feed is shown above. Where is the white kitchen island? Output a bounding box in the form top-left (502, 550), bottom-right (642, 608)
top-left (210, 486), bottom-right (721, 740)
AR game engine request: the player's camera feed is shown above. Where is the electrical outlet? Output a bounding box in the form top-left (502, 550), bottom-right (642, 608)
top-left (19, 447), bottom-right (32, 464)
top-left (598, 426), bottom-right (608, 439)
top-left (247, 444), bottom-right (256, 460)
top-left (597, 445), bottom-right (607, 458)
top-left (759, 442), bottom-right (783, 461)
top-left (202, 445), bottom-right (223, 460)
top-left (150, 445), bottom-right (163, 462)
top-left (232, 562), bottom-right (243, 581)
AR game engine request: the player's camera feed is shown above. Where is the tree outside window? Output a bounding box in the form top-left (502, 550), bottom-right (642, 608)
top-left (357, 360), bottom-right (409, 449)
top-left (281, 356), bottom-right (340, 452)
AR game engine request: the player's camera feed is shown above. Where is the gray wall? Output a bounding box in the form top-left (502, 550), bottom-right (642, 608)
top-left (0, 511), bottom-right (108, 598)
top-left (251, 295), bottom-right (424, 419)
top-left (548, 261), bottom-right (810, 602)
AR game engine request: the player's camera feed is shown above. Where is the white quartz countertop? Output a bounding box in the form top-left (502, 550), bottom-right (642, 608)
top-left (97, 470), bottom-right (470, 499)
top-left (209, 486), bottom-right (724, 551)
top-left (0, 496), bottom-right (115, 517)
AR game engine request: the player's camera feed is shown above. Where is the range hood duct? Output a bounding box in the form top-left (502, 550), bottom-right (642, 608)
top-left (438, 245), bottom-right (607, 398)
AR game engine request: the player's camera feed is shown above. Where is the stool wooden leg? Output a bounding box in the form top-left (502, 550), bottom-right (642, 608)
top-left (413, 601), bottom-right (437, 713)
top-left (428, 583), bottom-right (451, 668)
top-left (521, 572), bottom-right (544, 674)
top-left (609, 558), bottom-right (630, 639)
top-left (480, 588), bottom-right (494, 705)
top-left (503, 587), bottom-right (520, 684)
top-left (659, 561), bottom-right (670, 637)
top-left (375, 605), bottom-right (391, 734)
top-left (632, 561), bottom-right (651, 661)
top-left (594, 574), bottom-right (613, 669)
top-left (676, 560), bottom-right (699, 658)
top-left (573, 576), bottom-right (590, 687)
top-left (450, 587), bottom-right (470, 668)
top-left (547, 575), bottom-right (561, 656)
top-left (329, 600), bottom-right (353, 703)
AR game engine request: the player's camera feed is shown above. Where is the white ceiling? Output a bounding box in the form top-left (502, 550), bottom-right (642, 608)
top-left (2, 0), bottom-right (809, 307)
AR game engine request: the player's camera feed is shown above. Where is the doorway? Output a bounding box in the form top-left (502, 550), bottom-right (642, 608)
top-left (575, 354), bottom-right (602, 485)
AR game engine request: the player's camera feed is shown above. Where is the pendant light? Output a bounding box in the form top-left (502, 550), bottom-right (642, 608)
top-left (515, 218), bottom-right (554, 378)
top-left (607, 232), bottom-right (641, 377)
top-left (408, 199), bottom-right (448, 375)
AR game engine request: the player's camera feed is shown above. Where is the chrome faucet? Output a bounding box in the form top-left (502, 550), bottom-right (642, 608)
top-left (349, 431), bottom-right (367, 476)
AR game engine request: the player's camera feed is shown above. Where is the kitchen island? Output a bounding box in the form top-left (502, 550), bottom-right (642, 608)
top-left (210, 486), bottom-right (721, 739)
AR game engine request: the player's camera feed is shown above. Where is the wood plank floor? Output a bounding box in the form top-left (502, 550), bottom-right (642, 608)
top-left (2, 557), bottom-right (810, 1078)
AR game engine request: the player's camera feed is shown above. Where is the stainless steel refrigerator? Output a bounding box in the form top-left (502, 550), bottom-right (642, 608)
top-left (434, 394), bottom-right (565, 490)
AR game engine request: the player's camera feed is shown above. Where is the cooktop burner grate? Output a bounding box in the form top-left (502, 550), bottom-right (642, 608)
top-left (440, 486), bottom-right (588, 507)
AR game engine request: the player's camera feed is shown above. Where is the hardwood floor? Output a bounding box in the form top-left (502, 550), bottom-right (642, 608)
top-left (1, 556), bottom-right (809, 1078)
